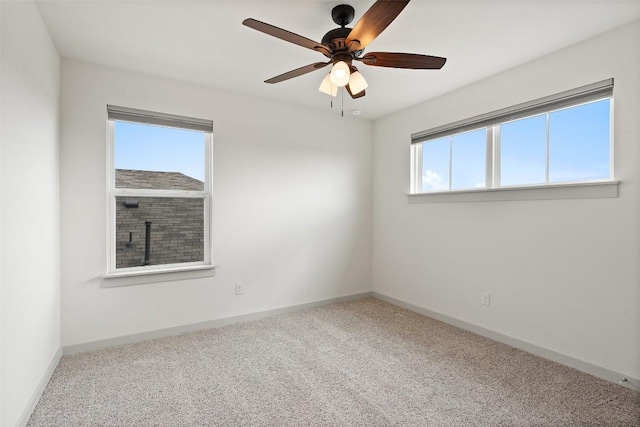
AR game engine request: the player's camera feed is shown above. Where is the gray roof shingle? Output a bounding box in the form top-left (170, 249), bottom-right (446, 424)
top-left (116, 169), bottom-right (204, 191)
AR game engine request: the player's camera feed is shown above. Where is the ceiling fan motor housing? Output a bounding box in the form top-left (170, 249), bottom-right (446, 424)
top-left (323, 4), bottom-right (362, 57)
top-left (321, 27), bottom-right (352, 53)
top-left (331, 4), bottom-right (355, 26)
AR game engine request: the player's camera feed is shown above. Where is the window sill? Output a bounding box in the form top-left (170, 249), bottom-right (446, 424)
top-left (408, 181), bottom-right (619, 203)
top-left (101, 264), bottom-right (217, 288)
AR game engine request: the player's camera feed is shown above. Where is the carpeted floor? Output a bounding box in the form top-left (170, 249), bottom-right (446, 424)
top-left (29, 298), bottom-right (640, 426)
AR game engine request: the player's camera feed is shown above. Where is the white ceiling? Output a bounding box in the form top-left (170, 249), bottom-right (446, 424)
top-left (36, 0), bottom-right (640, 120)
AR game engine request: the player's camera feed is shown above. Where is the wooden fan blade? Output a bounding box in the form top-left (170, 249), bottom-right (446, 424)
top-left (345, 0), bottom-right (410, 51)
top-left (346, 84), bottom-right (366, 99)
top-left (243, 18), bottom-right (330, 55)
top-left (359, 52), bottom-right (447, 69)
top-left (265, 62), bottom-right (330, 84)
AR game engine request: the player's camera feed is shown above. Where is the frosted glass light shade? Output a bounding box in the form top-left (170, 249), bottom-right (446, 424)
top-left (318, 74), bottom-right (338, 97)
top-left (348, 71), bottom-right (368, 95)
top-left (329, 61), bottom-right (350, 87)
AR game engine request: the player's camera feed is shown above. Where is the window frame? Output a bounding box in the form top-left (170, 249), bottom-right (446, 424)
top-left (410, 79), bottom-right (615, 196)
top-left (104, 107), bottom-right (214, 278)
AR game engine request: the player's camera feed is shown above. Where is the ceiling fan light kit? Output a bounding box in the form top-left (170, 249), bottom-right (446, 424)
top-left (347, 70), bottom-right (368, 95)
top-left (319, 73), bottom-right (339, 96)
top-left (243, 0), bottom-right (446, 106)
top-left (330, 60), bottom-right (351, 87)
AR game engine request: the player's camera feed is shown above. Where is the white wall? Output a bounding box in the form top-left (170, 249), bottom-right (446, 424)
top-left (1, 3), bottom-right (3, 420)
top-left (0, 2), bottom-right (61, 426)
top-left (372, 20), bottom-right (640, 380)
top-left (60, 59), bottom-right (372, 347)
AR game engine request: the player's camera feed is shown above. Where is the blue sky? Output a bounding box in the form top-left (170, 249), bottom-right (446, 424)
top-left (114, 121), bottom-right (205, 181)
top-left (421, 99), bottom-right (610, 191)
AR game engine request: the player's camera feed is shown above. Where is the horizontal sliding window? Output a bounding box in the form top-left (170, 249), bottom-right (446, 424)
top-left (410, 79), bottom-right (614, 194)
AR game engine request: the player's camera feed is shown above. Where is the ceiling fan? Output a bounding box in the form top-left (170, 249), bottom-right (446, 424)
top-left (242, 0), bottom-right (446, 100)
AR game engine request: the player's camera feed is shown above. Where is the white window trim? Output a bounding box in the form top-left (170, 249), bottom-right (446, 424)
top-left (407, 180), bottom-right (619, 204)
top-left (102, 264), bottom-right (216, 287)
top-left (103, 115), bottom-right (216, 285)
top-left (410, 79), bottom-right (615, 199)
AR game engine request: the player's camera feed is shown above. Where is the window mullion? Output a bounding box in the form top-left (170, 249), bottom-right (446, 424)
top-left (485, 127), bottom-right (494, 189)
top-left (545, 113), bottom-right (550, 183)
top-left (448, 136), bottom-right (453, 190)
top-left (493, 125), bottom-right (501, 188)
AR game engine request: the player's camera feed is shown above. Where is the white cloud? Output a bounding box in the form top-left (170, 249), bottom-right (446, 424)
top-left (422, 170), bottom-right (448, 191)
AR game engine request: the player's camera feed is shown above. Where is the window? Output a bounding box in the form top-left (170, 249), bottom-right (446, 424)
top-left (411, 79), bottom-right (613, 195)
top-left (106, 105), bottom-right (213, 275)
top-left (420, 128), bottom-right (487, 192)
top-left (500, 114), bottom-right (547, 186)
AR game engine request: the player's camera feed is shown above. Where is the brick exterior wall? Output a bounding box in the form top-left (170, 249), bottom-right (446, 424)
top-left (115, 169), bottom-right (204, 268)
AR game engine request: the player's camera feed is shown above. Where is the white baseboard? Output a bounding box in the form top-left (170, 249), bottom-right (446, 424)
top-left (372, 292), bottom-right (640, 392)
top-left (17, 346), bottom-right (62, 427)
top-left (64, 292), bottom-right (373, 356)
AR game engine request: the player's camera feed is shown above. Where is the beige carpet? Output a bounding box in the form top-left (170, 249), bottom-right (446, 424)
top-left (29, 298), bottom-right (639, 426)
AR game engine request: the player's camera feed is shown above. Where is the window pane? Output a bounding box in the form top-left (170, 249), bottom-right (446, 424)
top-left (421, 137), bottom-right (450, 191)
top-left (549, 99), bottom-right (610, 183)
top-left (500, 114), bottom-right (547, 186)
top-left (451, 129), bottom-right (486, 190)
top-left (115, 121), bottom-right (205, 189)
top-left (115, 196), bottom-right (204, 268)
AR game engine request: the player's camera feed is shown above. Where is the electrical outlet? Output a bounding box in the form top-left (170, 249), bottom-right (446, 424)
top-left (481, 292), bottom-right (491, 306)
top-left (235, 282), bottom-right (244, 295)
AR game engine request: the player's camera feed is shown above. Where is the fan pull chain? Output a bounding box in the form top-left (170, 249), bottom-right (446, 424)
top-left (341, 87), bottom-right (344, 117)
top-left (330, 82), bottom-right (334, 109)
